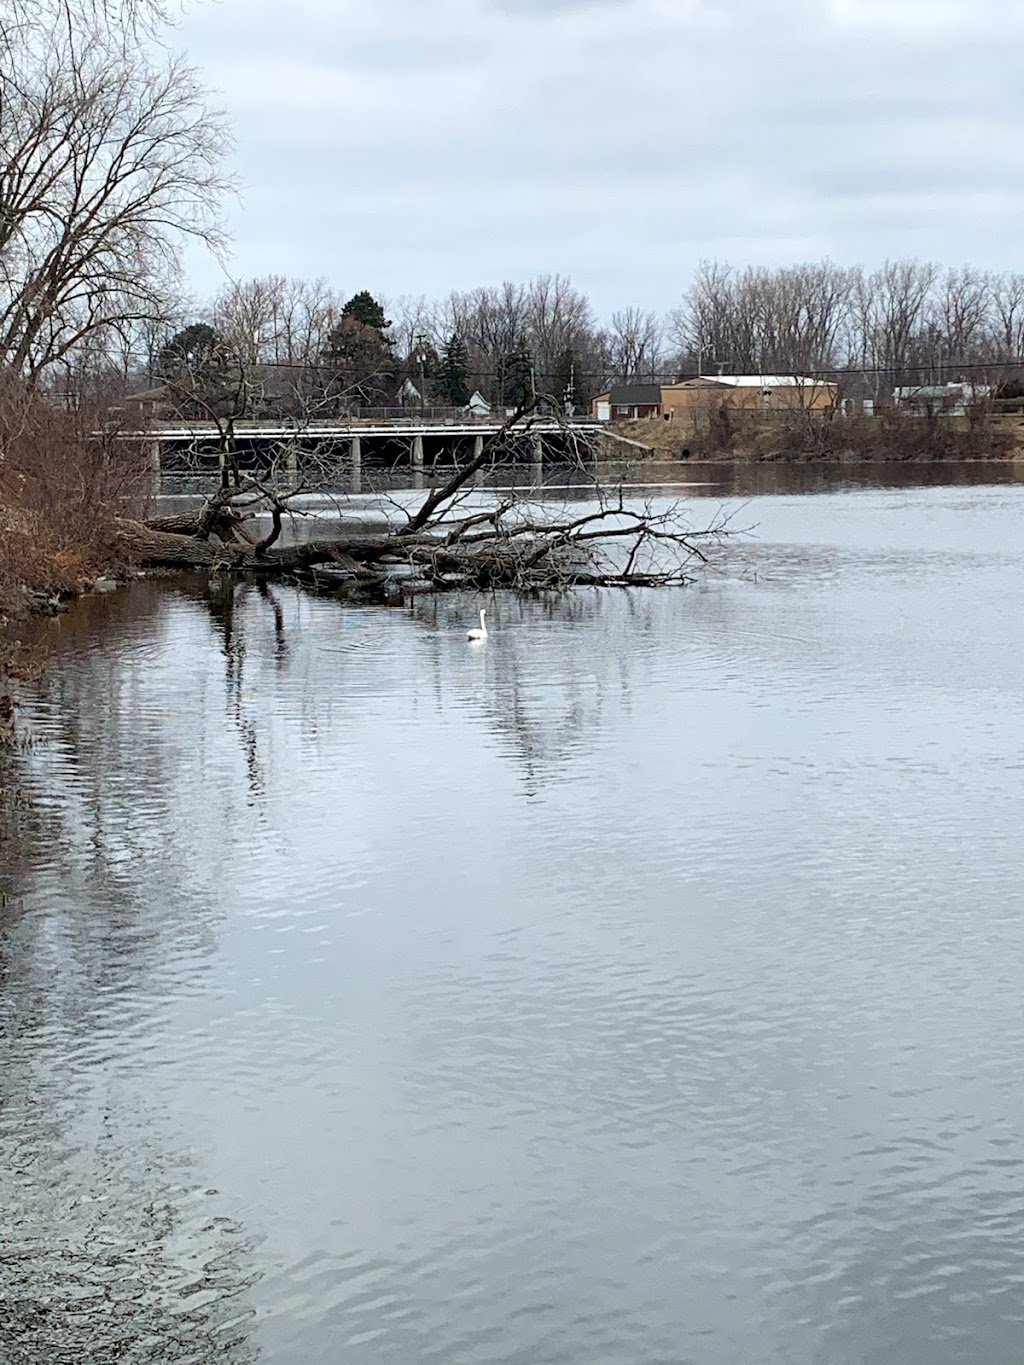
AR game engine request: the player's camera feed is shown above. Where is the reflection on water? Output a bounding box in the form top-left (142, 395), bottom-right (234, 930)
top-left (4, 475), bottom-right (1024, 1363)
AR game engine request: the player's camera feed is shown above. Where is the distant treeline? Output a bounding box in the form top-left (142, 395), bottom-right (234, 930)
top-left (49, 262), bottom-right (1024, 416)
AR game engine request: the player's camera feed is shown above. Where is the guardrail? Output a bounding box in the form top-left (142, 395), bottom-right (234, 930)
top-left (128, 417), bottom-right (602, 440)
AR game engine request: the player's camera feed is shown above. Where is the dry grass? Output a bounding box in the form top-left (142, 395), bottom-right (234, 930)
top-left (610, 409), bottom-right (1019, 463)
top-left (0, 373), bottom-right (148, 617)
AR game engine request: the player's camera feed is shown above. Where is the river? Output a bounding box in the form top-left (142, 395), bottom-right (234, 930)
top-left (2, 467), bottom-right (1024, 1363)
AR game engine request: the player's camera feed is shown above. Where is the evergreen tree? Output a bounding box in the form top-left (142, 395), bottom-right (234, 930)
top-left (156, 322), bottom-right (231, 418)
top-left (341, 290), bottom-right (390, 333)
top-left (156, 322), bottom-right (223, 379)
top-left (499, 338), bottom-right (534, 409)
top-left (436, 334), bottom-right (470, 406)
top-left (323, 294), bottom-right (395, 403)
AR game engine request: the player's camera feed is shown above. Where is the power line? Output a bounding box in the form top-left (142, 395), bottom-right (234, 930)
top-left (140, 355), bottom-right (1024, 382)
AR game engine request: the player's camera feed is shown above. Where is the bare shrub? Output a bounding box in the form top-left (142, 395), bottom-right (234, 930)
top-left (723, 409), bottom-right (1014, 463)
top-left (0, 374), bottom-right (147, 610)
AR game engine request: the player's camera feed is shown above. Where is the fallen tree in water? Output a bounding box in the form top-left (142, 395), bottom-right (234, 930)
top-left (119, 415), bottom-right (729, 590)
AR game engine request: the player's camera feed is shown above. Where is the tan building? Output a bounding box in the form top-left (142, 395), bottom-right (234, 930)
top-left (592, 375), bottom-right (839, 424)
top-left (660, 375), bottom-right (838, 423)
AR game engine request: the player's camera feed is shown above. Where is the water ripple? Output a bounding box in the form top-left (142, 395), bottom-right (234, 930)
top-left (4, 482), bottom-right (1024, 1362)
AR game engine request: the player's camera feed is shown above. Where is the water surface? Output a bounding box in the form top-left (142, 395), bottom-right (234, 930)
top-left (3, 473), bottom-right (1024, 1363)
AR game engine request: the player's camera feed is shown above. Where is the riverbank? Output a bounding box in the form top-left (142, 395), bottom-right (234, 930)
top-left (609, 412), bottom-right (1023, 462)
top-left (0, 448), bottom-right (134, 627)
top-left (0, 381), bottom-right (147, 705)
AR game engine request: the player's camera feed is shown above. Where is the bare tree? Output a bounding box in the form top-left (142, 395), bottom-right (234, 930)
top-left (669, 260), bottom-right (748, 374)
top-left (212, 277), bottom-right (288, 370)
top-left (155, 331), bottom-right (263, 486)
top-left (670, 260), bottom-right (854, 377)
top-left (606, 307), bottom-right (663, 382)
top-left (262, 276), bottom-right (347, 377)
top-left (855, 259), bottom-right (940, 380)
top-left (523, 275), bottom-right (595, 387)
top-left (0, 0), bottom-right (232, 382)
top-left (2, 0), bottom-right (173, 32)
top-left (445, 281), bottom-right (530, 403)
top-left (929, 266), bottom-right (994, 375)
top-left (388, 293), bottom-right (443, 362)
top-left (990, 273), bottom-right (1024, 360)
top-left (763, 262), bottom-right (855, 372)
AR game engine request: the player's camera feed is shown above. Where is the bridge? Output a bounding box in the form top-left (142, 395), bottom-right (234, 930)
top-left (136, 416), bottom-right (606, 480)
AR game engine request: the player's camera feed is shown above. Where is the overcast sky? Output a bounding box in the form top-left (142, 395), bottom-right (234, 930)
top-left (176, 0), bottom-right (1024, 318)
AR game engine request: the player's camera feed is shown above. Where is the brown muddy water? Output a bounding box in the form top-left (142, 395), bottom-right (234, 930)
top-left (2, 467), bottom-right (1024, 1363)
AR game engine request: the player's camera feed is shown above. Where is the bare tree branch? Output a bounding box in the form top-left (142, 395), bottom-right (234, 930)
top-left (0, 0), bottom-right (232, 381)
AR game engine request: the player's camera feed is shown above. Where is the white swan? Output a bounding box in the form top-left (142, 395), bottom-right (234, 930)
top-left (467, 608), bottom-right (488, 641)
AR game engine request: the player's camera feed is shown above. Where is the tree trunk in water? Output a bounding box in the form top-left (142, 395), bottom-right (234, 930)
top-left (114, 519), bottom-right (392, 571)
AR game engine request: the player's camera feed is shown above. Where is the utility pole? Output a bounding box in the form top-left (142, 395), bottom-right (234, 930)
top-left (415, 335), bottom-right (427, 416)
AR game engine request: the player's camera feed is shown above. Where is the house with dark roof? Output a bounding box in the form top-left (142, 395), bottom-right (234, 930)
top-left (591, 383), bottom-right (663, 421)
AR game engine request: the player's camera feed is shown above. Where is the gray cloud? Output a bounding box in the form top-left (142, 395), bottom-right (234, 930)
top-left (176, 0), bottom-right (1024, 316)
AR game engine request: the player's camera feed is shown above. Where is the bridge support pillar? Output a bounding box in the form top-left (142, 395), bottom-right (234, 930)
top-left (285, 444), bottom-right (298, 479)
top-left (411, 434), bottom-right (424, 471)
top-left (147, 439), bottom-right (161, 473)
top-left (473, 433), bottom-right (484, 461)
top-left (349, 433), bottom-right (362, 493)
top-left (532, 433), bottom-right (544, 465)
